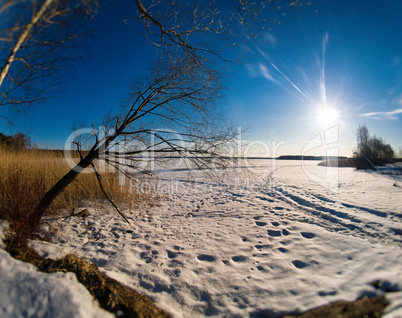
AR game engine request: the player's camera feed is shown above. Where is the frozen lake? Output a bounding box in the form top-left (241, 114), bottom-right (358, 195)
top-left (3, 159), bottom-right (402, 317)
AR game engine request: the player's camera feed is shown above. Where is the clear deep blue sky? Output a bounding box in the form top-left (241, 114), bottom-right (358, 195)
top-left (3, 0), bottom-right (402, 156)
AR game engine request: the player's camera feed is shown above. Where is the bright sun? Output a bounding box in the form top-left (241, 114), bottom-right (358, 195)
top-left (316, 105), bottom-right (339, 126)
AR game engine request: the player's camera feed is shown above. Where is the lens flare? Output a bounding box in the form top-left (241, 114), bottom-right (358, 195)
top-left (316, 105), bottom-right (339, 126)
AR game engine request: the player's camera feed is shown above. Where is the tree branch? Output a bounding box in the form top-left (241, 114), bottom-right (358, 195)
top-left (0, 0), bottom-right (54, 88)
top-left (90, 162), bottom-right (131, 226)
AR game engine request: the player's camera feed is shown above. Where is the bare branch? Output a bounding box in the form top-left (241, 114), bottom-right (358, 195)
top-left (90, 162), bottom-right (132, 226)
top-left (27, 1), bottom-right (305, 232)
top-left (0, 0), bottom-right (99, 117)
top-left (0, 0), bottom-right (54, 87)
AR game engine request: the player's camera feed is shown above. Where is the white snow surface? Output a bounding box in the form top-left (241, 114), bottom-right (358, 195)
top-left (0, 224), bottom-right (113, 318)
top-left (3, 159), bottom-right (402, 317)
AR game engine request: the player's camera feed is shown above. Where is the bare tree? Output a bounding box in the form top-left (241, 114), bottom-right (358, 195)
top-left (133, 0), bottom-right (308, 62)
top-left (29, 55), bottom-right (237, 230)
top-left (356, 124), bottom-right (370, 158)
top-left (354, 124), bottom-right (395, 169)
top-left (0, 0), bottom-right (99, 120)
top-left (26, 0), bottom-right (310, 232)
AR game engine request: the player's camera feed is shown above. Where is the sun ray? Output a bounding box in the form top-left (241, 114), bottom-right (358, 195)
top-left (316, 104), bottom-right (339, 126)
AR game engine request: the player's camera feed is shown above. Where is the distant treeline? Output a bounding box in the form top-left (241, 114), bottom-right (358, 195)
top-left (353, 125), bottom-right (396, 169)
top-left (277, 155), bottom-right (348, 161)
top-left (318, 157), bottom-right (402, 168)
top-left (0, 132), bottom-right (31, 150)
top-left (0, 133), bottom-right (86, 158)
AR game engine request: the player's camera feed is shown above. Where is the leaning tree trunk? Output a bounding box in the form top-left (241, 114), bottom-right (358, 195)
top-left (0, 0), bottom-right (54, 88)
top-left (29, 151), bottom-right (97, 232)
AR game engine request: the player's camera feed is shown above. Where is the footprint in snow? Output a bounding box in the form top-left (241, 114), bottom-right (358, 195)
top-left (318, 289), bottom-right (337, 296)
top-left (232, 255), bottom-right (248, 262)
top-left (166, 250), bottom-right (177, 259)
top-left (271, 222), bottom-right (280, 227)
top-left (291, 260), bottom-right (309, 269)
top-left (300, 232), bottom-right (315, 239)
top-left (140, 252), bottom-right (153, 263)
top-left (267, 229), bottom-right (282, 237)
top-left (197, 254), bottom-right (216, 262)
top-left (255, 221), bottom-right (267, 227)
top-left (254, 244), bottom-right (271, 250)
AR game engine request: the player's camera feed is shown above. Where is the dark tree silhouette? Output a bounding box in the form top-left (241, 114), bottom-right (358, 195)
top-left (0, 132), bottom-right (30, 149)
top-left (354, 125), bottom-right (395, 169)
top-left (1, 0), bottom-right (310, 232)
top-left (0, 0), bottom-right (99, 121)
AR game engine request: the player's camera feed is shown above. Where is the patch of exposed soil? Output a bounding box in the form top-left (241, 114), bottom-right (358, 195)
top-left (4, 232), bottom-right (168, 318)
top-left (283, 295), bottom-right (389, 318)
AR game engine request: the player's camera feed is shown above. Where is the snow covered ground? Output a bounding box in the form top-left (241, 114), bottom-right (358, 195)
top-left (2, 159), bottom-right (402, 317)
top-left (0, 223), bottom-right (113, 318)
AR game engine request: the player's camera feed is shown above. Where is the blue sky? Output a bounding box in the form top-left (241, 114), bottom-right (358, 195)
top-left (2, 0), bottom-right (402, 156)
top-left (227, 0), bottom-right (402, 156)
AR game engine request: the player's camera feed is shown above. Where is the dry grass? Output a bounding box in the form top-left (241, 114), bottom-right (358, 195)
top-left (0, 147), bottom-right (156, 227)
top-left (1, 149), bottom-right (166, 315)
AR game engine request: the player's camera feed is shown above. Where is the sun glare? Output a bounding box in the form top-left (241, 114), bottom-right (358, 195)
top-left (316, 105), bottom-right (339, 126)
